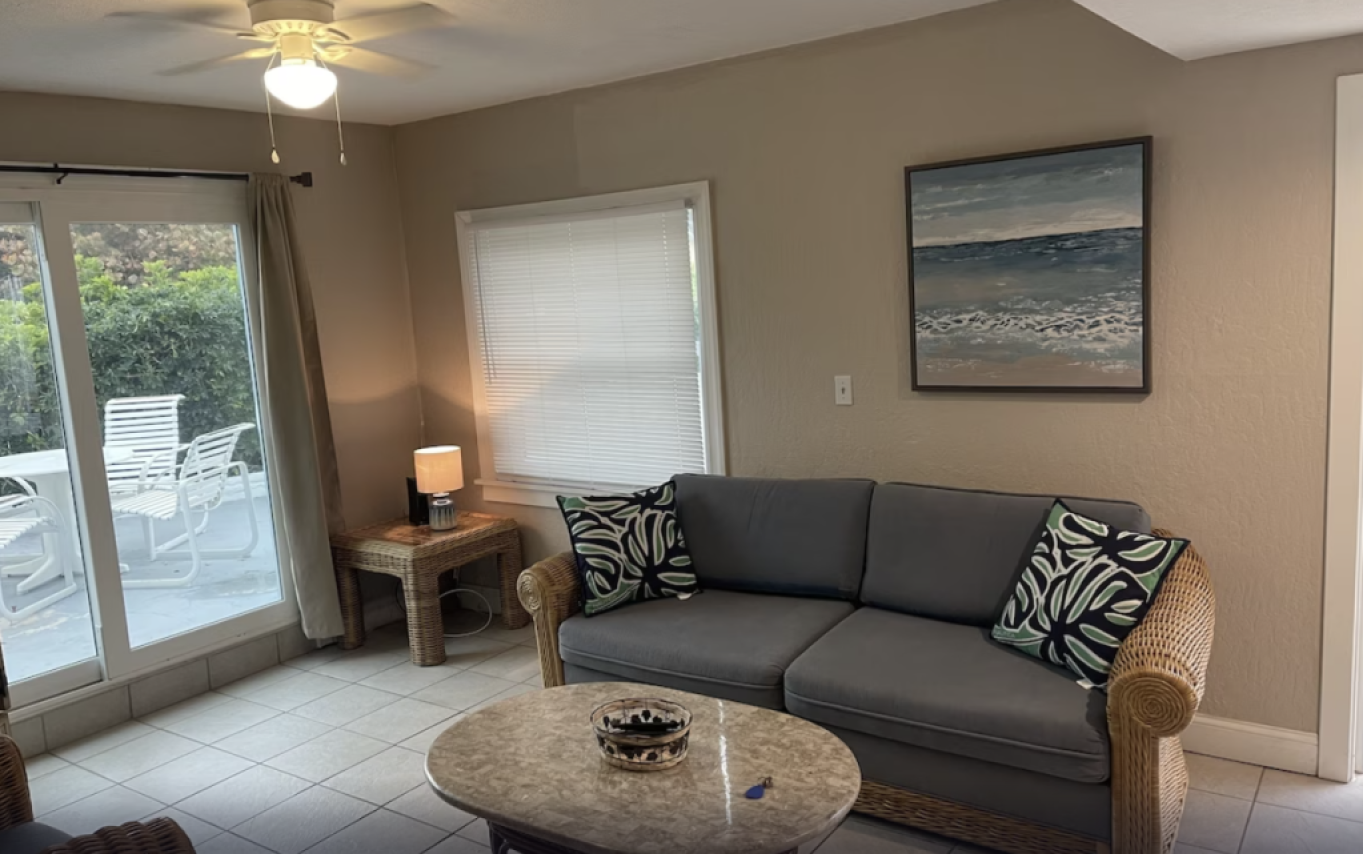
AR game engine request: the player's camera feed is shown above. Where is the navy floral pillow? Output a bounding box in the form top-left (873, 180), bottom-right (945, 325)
top-left (992, 500), bottom-right (1188, 688)
top-left (557, 481), bottom-right (699, 617)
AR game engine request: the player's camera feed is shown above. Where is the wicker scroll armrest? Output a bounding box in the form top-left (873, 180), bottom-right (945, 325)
top-left (517, 552), bottom-right (581, 689)
top-left (41, 817), bottom-right (196, 853)
top-left (1108, 531), bottom-right (1215, 854)
top-left (0, 736), bottom-right (34, 831)
top-left (1108, 532), bottom-right (1215, 738)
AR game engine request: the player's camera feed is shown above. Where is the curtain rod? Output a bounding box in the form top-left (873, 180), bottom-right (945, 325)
top-left (0, 163), bottom-right (314, 188)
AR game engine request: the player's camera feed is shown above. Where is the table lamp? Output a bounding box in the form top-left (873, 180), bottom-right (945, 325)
top-left (414, 446), bottom-right (464, 531)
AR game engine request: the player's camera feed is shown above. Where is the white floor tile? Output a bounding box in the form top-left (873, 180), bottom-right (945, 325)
top-left (174, 765), bottom-right (311, 829)
top-left (344, 697), bottom-right (456, 743)
top-left (234, 785), bottom-right (375, 854)
top-left (456, 817), bottom-right (487, 841)
top-left (1176, 789), bottom-right (1253, 853)
top-left (1241, 802), bottom-right (1363, 853)
top-left (23, 752), bottom-right (71, 781)
top-left (29, 765), bottom-right (115, 814)
top-left (214, 713), bottom-right (331, 763)
top-left (398, 715), bottom-right (465, 753)
top-left (78, 730), bottom-right (202, 783)
top-left (312, 649), bottom-right (410, 683)
top-left (410, 671), bottom-right (520, 711)
top-left (265, 729), bottom-right (390, 783)
top-left (323, 746), bottom-right (426, 805)
top-left (139, 692), bottom-right (234, 728)
top-left (197, 833), bottom-right (276, 853)
top-left (424, 836), bottom-right (491, 854)
top-left (52, 721), bottom-right (157, 764)
top-left (816, 816), bottom-right (953, 854)
top-left (386, 784), bottom-right (478, 833)
top-left (1173, 844), bottom-right (1223, 854)
top-left (160, 698), bottom-right (279, 744)
top-left (218, 665), bottom-right (307, 699)
top-left (1185, 753), bottom-right (1264, 801)
top-left (359, 662), bottom-right (462, 696)
top-left (123, 746), bottom-right (255, 804)
top-left (281, 645), bottom-right (347, 672)
top-left (441, 636), bottom-right (515, 669)
top-left (465, 682), bottom-right (538, 714)
top-left (39, 784), bottom-right (164, 836)
top-left (244, 670), bottom-right (349, 712)
top-left (467, 646), bottom-right (541, 683)
top-left (1257, 768), bottom-right (1363, 823)
top-left (149, 808), bottom-right (229, 847)
top-left (303, 808), bottom-right (446, 854)
top-left (293, 684), bottom-right (403, 727)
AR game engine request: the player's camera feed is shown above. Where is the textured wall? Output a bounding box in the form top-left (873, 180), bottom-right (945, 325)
top-left (0, 91), bottom-right (420, 529)
top-left (394, 0), bottom-right (1358, 732)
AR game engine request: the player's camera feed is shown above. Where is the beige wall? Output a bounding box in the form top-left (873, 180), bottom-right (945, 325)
top-left (394, 0), bottom-right (1362, 733)
top-left (0, 91), bottom-right (419, 529)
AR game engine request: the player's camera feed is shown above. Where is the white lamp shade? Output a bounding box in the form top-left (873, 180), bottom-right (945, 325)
top-left (264, 58), bottom-right (337, 109)
top-left (414, 446), bottom-right (465, 494)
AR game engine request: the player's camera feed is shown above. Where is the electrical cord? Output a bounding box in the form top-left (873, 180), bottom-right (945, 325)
top-left (393, 585), bottom-right (493, 639)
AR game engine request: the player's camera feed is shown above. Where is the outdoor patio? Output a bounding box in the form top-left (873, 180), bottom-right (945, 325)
top-left (0, 489), bottom-right (281, 685)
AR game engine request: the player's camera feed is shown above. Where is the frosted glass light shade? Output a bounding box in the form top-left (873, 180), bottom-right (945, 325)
top-left (415, 446), bottom-right (464, 494)
top-left (264, 58), bottom-right (337, 109)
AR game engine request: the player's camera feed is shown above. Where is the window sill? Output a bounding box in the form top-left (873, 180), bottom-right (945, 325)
top-left (477, 479), bottom-right (620, 508)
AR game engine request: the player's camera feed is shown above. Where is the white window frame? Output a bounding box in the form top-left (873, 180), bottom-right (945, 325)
top-left (455, 182), bottom-right (726, 508)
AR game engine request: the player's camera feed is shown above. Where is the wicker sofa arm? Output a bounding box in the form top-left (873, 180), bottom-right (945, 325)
top-left (517, 552), bottom-right (581, 689)
top-left (41, 817), bottom-right (196, 853)
top-left (0, 736), bottom-right (34, 831)
top-left (1108, 532), bottom-right (1215, 738)
top-left (1108, 531), bottom-right (1214, 854)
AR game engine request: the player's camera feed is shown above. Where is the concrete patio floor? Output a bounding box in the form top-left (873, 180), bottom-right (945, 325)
top-left (0, 493), bottom-right (282, 684)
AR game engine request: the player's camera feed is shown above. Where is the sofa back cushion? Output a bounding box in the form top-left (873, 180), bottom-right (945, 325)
top-left (861, 482), bottom-right (1151, 625)
top-left (674, 474), bottom-right (874, 600)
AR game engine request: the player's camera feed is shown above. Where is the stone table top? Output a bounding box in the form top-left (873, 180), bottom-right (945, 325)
top-left (425, 682), bottom-right (861, 854)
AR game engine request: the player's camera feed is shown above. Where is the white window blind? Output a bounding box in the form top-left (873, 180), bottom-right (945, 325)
top-left (464, 199), bottom-right (709, 492)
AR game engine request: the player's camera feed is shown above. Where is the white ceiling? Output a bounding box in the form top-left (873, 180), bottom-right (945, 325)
top-left (0, 0), bottom-right (994, 126)
top-left (3, 1), bottom-right (1362, 126)
top-left (1071, 0), bottom-right (1363, 61)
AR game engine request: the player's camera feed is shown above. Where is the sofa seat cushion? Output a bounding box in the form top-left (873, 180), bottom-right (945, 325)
top-left (785, 607), bottom-right (1110, 783)
top-left (0, 821), bottom-right (71, 854)
top-left (559, 589), bottom-right (855, 709)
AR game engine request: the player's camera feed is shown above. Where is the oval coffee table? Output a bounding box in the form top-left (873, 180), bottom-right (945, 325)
top-left (426, 682), bottom-right (861, 854)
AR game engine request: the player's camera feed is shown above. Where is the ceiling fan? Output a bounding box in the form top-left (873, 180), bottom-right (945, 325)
top-left (112, 1), bottom-right (456, 110)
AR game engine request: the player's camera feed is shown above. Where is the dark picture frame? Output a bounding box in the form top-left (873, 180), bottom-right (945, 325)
top-left (905, 137), bottom-right (1152, 393)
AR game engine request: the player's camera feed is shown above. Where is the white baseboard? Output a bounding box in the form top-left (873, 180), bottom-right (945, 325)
top-left (1182, 713), bottom-right (1318, 775)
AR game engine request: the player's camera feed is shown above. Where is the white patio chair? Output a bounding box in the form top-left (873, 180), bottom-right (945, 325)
top-left (104, 395), bottom-right (185, 497)
top-left (110, 423), bottom-right (260, 589)
top-left (0, 477), bottom-right (77, 619)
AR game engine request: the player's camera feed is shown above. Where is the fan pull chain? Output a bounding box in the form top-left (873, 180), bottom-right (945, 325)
top-left (320, 57), bottom-right (347, 166)
top-left (263, 52), bottom-right (282, 164)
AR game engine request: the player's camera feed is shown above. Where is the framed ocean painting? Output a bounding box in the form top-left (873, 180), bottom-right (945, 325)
top-left (905, 137), bottom-right (1151, 393)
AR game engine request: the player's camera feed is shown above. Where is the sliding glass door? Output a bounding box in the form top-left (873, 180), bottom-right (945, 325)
top-left (0, 178), bottom-right (295, 706)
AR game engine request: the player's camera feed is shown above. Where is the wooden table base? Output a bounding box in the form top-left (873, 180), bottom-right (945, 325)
top-left (489, 823), bottom-right (793, 854)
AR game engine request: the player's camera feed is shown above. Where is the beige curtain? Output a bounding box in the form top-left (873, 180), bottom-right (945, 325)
top-left (247, 174), bottom-right (345, 640)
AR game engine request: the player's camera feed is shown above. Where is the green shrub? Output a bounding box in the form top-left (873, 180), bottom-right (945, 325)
top-left (0, 256), bottom-right (262, 469)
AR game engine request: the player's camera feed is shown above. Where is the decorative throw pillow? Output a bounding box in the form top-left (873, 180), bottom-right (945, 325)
top-left (992, 500), bottom-right (1188, 689)
top-left (557, 481), bottom-right (699, 617)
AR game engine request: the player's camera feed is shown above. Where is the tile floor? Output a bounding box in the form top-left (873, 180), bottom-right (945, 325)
top-left (17, 618), bottom-right (1363, 854)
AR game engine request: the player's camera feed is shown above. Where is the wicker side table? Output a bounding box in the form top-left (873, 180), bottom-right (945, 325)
top-left (331, 512), bottom-right (525, 666)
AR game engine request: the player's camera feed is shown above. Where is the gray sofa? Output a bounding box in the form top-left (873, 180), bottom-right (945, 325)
top-left (518, 475), bottom-right (1215, 854)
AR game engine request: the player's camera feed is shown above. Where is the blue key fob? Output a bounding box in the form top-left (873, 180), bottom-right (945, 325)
top-left (745, 776), bottom-right (773, 799)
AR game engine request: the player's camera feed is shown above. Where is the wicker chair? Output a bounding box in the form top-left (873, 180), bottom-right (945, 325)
top-left (0, 736), bottom-right (196, 853)
top-left (518, 531), bottom-right (1214, 854)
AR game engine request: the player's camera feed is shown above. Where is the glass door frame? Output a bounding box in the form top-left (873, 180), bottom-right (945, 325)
top-left (0, 174), bottom-right (298, 704)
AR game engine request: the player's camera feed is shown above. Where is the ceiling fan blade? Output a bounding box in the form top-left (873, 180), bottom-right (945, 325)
top-left (107, 11), bottom-right (268, 41)
top-left (321, 46), bottom-right (432, 78)
top-left (159, 48), bottom-right (277, 76)
top-left (317, 4), bottom-right (455, 44)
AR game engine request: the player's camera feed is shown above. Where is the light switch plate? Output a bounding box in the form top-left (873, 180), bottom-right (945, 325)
top-left (835, 375), bottom-right (853, 406)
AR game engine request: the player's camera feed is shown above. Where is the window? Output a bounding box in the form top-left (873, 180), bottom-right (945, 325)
top-left (457, 183), bottom-right (724, 506)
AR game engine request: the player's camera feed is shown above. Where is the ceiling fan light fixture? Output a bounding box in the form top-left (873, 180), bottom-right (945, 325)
top-left (264, 56), bottom-right (336, 109)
